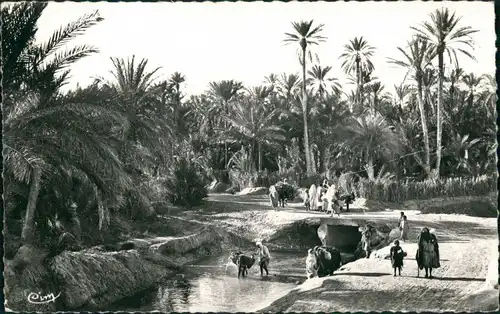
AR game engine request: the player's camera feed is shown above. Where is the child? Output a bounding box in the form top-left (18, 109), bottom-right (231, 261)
top-left (304, 190), bottom-right (310, 211)
top-left (399, 215), bottom-right (409, 241)
top-left (390, 240), bottom-right (406, 276)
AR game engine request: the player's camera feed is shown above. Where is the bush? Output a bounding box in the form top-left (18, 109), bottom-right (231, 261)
top-left (355, 175), bottom-right (496, 202)
top-left (165, 158), bottom-right (208, 207)
top-left (228, 169), bottom-right (496, 203)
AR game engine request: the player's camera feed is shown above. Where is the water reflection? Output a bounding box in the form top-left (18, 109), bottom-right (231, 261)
top-left (147, 252), bottom-right (304, 312)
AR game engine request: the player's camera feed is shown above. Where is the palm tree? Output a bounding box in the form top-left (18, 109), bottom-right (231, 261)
top-left (1, 2), bottom-right (47, 92)
top-left (168, 72), bottom-right (186, 133)
top-left (284, 20), bottom-right (326, 175)
top-left (394, 83), bottom-right (412, 108)
top-left (95, 56), bottom-right (173, 219)
top-left (461, 72), bottom-right (481, 106)
top-left (263, 73), bottom-right (279, 87)
top-left (341, 113), bottom-right (403, 181)
top-left (478, 74), bottom-right (496, 117)
top-left (97, 56), bottom-right (171, 150)
top-left (411, 7), bottom-right (478, 178)
top-left (277, 73), bottom-right (301, 101)
top-left (209, 80), bottom-right (244, 168)
top-left (2, 3), bottom-right (113, 245)
top-left (365, 81), bottom-right (389, 113)
top-left (247, 85), bottom-right (274, 103)
top-left (307, 64), bottom-right (341, 98)
top-left (222, 97), bottom-right (286, 171)
top-left (340, 37), bottom-right (375, 109)
top-left (421, 67), bottom-right (438, 115)
top-left (388, 38), bottom-right (433, 177)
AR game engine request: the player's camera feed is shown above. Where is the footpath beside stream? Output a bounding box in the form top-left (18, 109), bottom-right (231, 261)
top-left (5, 193), bottom-right (498, 312)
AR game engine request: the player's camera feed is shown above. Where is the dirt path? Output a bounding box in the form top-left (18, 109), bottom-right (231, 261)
top-left (187, 193), bottom-right (498, 312)
top-left (271, 239), bottom-right (495, 312)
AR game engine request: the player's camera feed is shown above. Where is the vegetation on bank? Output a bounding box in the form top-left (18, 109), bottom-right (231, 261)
top-left (228, 169), bottom-right (495, 203)
top-left (2, 1), bottom-right (495, 279)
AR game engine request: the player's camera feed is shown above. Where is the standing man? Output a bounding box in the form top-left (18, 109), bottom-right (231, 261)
top-left (399, 215), bottom-right (410, 241)
top-left (256, 241), bottom-right (271, 276)
top-left (398, 212), bottom-right (405, 229)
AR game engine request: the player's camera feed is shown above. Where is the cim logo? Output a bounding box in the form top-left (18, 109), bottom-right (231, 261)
top-left (27, 292), bottom-right (61, 305)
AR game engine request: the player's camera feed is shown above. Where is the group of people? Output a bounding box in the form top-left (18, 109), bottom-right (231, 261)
top-left (390, 213), bottom-right (440, 278)
top-left (304, 179), bottom-right (346, 216)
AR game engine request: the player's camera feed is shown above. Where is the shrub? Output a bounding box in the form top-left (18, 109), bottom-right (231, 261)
top-left (355, 175), bottom-right (496, 202)
top-left (165, 158), bottom-right (208, 207)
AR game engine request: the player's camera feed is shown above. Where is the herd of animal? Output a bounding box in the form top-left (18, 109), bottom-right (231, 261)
top-left (268, 180), bottom-right (356, 216)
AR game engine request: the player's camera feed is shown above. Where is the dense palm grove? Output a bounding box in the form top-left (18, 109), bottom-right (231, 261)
top-left (3, 3), bottom-right (496, 256)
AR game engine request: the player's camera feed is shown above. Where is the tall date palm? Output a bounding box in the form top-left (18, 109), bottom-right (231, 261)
top-left (388, 38), bottom-right (433, 177)
top-left (340, 37), bottom-right (375, 109)
top-left (411, 8), bottom-right (478, 178)
top-left (283, 20), bottom-right (326, 175)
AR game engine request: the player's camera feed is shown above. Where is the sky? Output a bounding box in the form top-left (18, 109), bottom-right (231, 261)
top-left (25, 1), bottom-right (496, 96)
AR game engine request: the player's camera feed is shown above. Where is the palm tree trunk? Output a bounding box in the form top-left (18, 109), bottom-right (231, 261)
top-left (356, 60), bottom-right (361, 109)
top-left (251, 140), bottom-right (256, 172)
top-left (416, 81), bottom-right (432, 177)
top-left (21, 167), bottom-right (42, 245)
top-left (319, 145), bottom-right (326, 173)
top-left (302, 47), bottom-right (312, 175)
top-left (434, 52), bottom-right (444, 179)
top-left (366, 154), bottom-right (375, 181)
top-left (258, 142), bottom-right (263, 172)
top-left (224, 100), bottom-right (228, 169)
top-left (95, 185), bottom-right (110, 231)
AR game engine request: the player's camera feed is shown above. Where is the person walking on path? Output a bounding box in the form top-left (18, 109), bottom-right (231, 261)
top-left (390, 240), bottom-right (406, 276)
top-left (416, 227), bottom-right (440, 278)
top-left (398, 212), bottom-right (405, 228)
top-left (399, 215), bottom-right (409, 241)
top-left (256, 241), bottom-right (271, 276)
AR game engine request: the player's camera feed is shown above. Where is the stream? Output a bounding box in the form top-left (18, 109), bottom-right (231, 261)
top-left (111, 249), bottom-right (356, 312)
top-left (112, 250), bottom-right (308, 312)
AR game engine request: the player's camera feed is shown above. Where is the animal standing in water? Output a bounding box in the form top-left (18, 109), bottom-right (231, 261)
top-left (227, 251), bottom-right (256, 278)
top-left (237, 254), bottom-right (256, 278)
top-left (416, 227), bottom-right (440, 278)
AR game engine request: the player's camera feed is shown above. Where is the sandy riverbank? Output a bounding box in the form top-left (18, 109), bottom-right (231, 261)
top-left (5, 192), bottom-right (498, 312)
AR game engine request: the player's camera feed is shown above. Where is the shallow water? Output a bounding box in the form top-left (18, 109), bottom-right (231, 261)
top-left (113, 251), bottom-right (308, 312)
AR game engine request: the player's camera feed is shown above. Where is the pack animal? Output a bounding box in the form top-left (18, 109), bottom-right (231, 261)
top-left (338, 192), bottom-right (356, 212)
top-left (237, 254), bottom-right (256, 278)
top-left (275, 183), bottom-right (295, 207)
top-left (306, 246), bottom-right (342, 278)
top-left (228, 251), bottom-right (256, 278)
